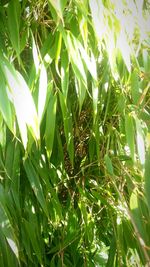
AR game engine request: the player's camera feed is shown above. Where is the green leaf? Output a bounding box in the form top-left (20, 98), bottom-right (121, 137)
top-left (24, 158), bottom-right (49, 217)
top-left (144, 150), bottom-right (150, 211)
top-left (106, 235), bottom-right (116, 267)
top-left (55, 33), bottom-right (62, 75)
top-left (75, 78), bottom-right (87, 113)
top-left (59, 91), bottom-right (74, 165)
top-left (0, 185), bottom-right (19, 259)
top-left (48, 0), bottom-right (67, 21)
top-left (125, 113), bottom-right (135, 162)
top-left (45, 92), bottom-right (57, 158)
top-left (61, 49), bottom-right (69, 99)
top-left (31, 32), bottom-right (40, 75)
top-left (1, 58), bottom-right (39, 148)
top-left (104, 154), bottom-right (114, 175)
top-left (130, 189), bottom-right (148, 246)
top-left (0, 68), bottom-right (13, 131)
top-left (7, 0), bottom-right (20, 55)
top-left (92, 83), bottom-right (98, 123)
top-left (38, 63), bottom-right (47, 123)
top-left (117, 30), bottom-right (131, 72)
top-left (78, 44), bottom-right (97, 81)
top-left (135, 117), bottom-right (145, 165)
top-left (131, 71), bottom-right (140, 105)
top-left (24, 220), bottom-right (42, 263)
top-left (64, 32), bottom-right (87, 86)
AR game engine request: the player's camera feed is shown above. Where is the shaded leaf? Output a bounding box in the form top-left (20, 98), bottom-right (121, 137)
top-left (24, 158), bottom-right (49, 217)
top-left (7, 0), bottom-right (20, 55)
top-left (38, 63), bottom-right (47, 123)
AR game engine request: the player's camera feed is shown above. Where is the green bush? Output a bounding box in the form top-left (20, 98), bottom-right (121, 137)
top-left (0, 0), bottom-right (150, 266)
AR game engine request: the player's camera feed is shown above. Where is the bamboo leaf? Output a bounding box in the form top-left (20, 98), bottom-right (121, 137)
top-left (55, 33), bottom-right (62, 75)
top-left (0, 185), bottom-right (19, 259)
top-left (104, 154), bottom-right (114, 175)
top-left (1, 58), bottom-right (39, 148)
top-left (65, 32), bottom-right (87, 86)
top-left (75, 78), bottom-right (87, 113)
top-left (59, 91), bottom-right (74, 165)
top-left (92, 82), bottom-right (98, 123)
top-left (117, 30), bottom-right (131, 72)
top-left (24, 158), bottom-right (49, 217)
top-left (38, 63), bottom-right (47, 123)
top-left (45, 92), bottom-right (57, 158)
top-left (48, 0), bottom-right (67, 21)
top-left (89, 0), bottom-right (105, 41)
top-left (131, 71), bottom-right (140, 105)
top-left (144, 149), bottom-right (150, 211)
top-left (7, 0), bottom-right (20, 55)
top-left (24, 220), bottom-right (42, 263)
top-left (125, 113), bottom-right (135, 162)
top-left (130, 189), bottom-right (148, 247)
top-left (78, 43), bottom-right (97, 81)
top-left (61, 49), bottom-right (69, 99)
top-left (135, 117), bottom-right (145, 165)
top-left (31, 32), bottom-right (40, 75)
top-left (0, 68), bottom-right (13, 131)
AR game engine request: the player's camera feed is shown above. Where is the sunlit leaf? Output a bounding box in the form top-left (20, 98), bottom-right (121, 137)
top-left (125, 113), bottom-right (135, 162)
top-left (0, 68), bottom-right (13, 131)
top-left (135, 117), bottom-right (145, 165)
top-left (48, 0), bottom-right (67, 21)
top-left (117, 30), bottom-right (131, 72)
top-left (55, 33), bottom-right (62, 75)
top-left (45, 92), bottom-right (57, 158)
top-left (31, 32), bottom-right (40, 75)
top-left (89, 0), bottom-right (105, 41)
top-left (1, 59), bottom-right (39, 148)
top-left (65, 32), bottom-right (87, 86)
top-left (61, 49), bottom-right (69, 99)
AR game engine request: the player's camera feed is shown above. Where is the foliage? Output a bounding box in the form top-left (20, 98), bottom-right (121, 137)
top-left (0, 0), bottom-right (150, 266)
